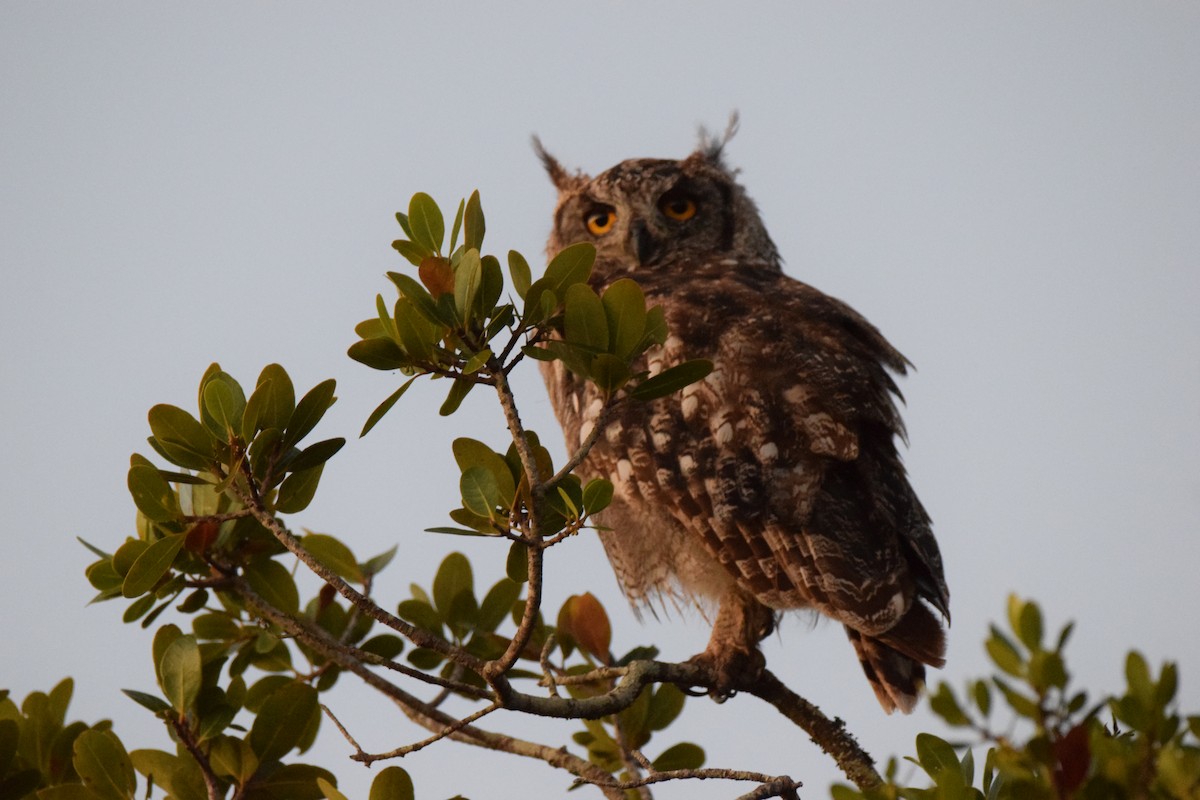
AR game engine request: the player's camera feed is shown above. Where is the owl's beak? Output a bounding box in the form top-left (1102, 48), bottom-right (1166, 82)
top-left (630, 219), bottom-right (661, 265)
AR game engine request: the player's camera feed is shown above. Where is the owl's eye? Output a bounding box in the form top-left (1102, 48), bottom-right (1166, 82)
top-left (585, 208), bottom-right (616, 236)
top-left (660, 194), bottom-right (698, 222)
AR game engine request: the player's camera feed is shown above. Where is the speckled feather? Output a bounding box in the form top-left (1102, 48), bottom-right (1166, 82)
top-left (537, 131), bottom-right (949, 713)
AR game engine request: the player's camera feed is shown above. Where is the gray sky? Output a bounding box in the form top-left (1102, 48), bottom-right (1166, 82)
top-left (3, 4), bottom-right (1198, 798)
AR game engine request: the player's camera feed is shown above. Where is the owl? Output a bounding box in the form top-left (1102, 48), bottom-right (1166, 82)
top-left (535, 125), bottom-right (949, 714)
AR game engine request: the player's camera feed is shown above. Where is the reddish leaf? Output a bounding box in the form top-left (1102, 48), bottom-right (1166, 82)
top-left (1052, 722), bottom-right (1091, 797)
top-left (418, 256), bottom-right (455, 298)
top-left (184, 519), bottom-right (220, 554)
top-left (559, 593), bottom-right (612, 663)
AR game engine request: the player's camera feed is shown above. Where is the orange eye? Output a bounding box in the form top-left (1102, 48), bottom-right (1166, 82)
top-left (585, 208), bottom-right (616, 236)
top-left (661, 196), bottom-right (697, 221)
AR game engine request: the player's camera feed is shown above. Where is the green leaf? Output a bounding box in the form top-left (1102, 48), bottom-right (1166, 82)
top-left (127, 462), bottom-right (181, 523)
top-left (394, 296), bottom-right (439, 361)
top-left (432, 552), bottom-right (474, 620)
top-left (448, 199), bottom-right (465, 253)
top-left (930, 682), bottom-right (971, 726)
top-left (543, 242), bottom-right (595, 299)
top-left (645, 683), bottom-right (686, 731)
top-left (243, 366), bottom-right (296, 441)
top-left (407, 193), bottom-right (444, 253)
top-left (639, 304), bottom-right (668, 350)
top-left (369, 766), bottom-right (415, 800)
top-left (201, 374), bottom-right (246, 440)
top-left (463, 190), bottom-right (485, 251)
top-left (276, 464), bottom-right (324, 513)
top-left (362, 545), bottom-right (398, 577)
top-left (452, 438), bottom-right (515, 510)
top-left (915, 733), bottom-right (960, 780)
top-left (507, 250), bottom-right (532, 299)
top-left (460, 466), bottom-right (501, 518)
top-left (286, 437), bottom-right (345, 474)
top-left (1014, 597), bottom-right (1043, 651)
top-left (318, 777), bottom-right (350, 800)
top-left (439, 379), bottom-right (474, 416)
top-left (454, 248), bottom-right (483, 319)
top-left (563, 283), bottom-right (609, 352)
top-left (651, 742), bottom-right (705, 771)
top-left (121, 534), bottom-right (184, 598)
top-left (394, 210), bottom-right (414, 240)
top-left (285, 379), bottom-right (337, 448)
top-left (1126, 650), bottom-right (1153, 703)
top-left (388, 271), bottom-right (451, 327)
top-left (392, 238), bottom-right (429, 267)
top-left (506, 541), bottom-right (528, 583)
top-left (601, 278), bottom-right (648, 359)
top-left (397, 599), bottom-right (443, 636)
top-left (361, 378), bottom-right (418, 438)
top-left (147, 405), bottom-right (215, 470)
top-left (986, 626), bottom-right (1025, 678)
top-left (302, 533), bottom-right (362, 583)
top-left (630, 360), bottom-right (713, 402)
top-left (245, 559), bottom-right (300, 614)
top-left (478, 579), bottom-right (522, 632)
top-left (583, 478), bottom-right (614, 515)
top-left (122, 689), bottom-right (171, 714)
top-left (590, 353), bottom-right (629, 395)
top-left (159, 634), bottom-right (202, 714)
top-left (477, 254), bottom-right (504, 317)
top-left (248, 681), bottom-right (318, 762)
top-left (348, 338), bottom-right (407, 370)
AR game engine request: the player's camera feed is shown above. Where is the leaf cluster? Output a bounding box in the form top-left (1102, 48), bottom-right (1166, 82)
top-left (833, 596), bottom-right (1200, 800)
top-left (350, 192), bottom-right (711, 433)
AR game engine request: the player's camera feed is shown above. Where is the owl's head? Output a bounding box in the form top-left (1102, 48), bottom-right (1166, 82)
top-left (536, 122), bottom-right (780, 285)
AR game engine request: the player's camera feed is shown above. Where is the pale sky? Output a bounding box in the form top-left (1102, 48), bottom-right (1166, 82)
top-left (3, 4), bottom-right (1198, 798)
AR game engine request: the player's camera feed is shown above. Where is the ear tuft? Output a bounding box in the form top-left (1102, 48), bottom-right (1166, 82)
top-left (532, 136), bottom-right (587, 192)
top-left (693, 111), bottom-right (740, 170)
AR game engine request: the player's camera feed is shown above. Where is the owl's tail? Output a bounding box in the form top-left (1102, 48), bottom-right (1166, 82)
top-left (844, 602), bottom-right (946, 714)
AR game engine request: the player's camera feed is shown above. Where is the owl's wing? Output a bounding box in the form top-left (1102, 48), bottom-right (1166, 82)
top-left (626, 271), bottom-right (948, 642)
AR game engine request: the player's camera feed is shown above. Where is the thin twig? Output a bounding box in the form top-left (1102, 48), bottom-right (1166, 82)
top-left (354, 701), bottom-right (502, 763)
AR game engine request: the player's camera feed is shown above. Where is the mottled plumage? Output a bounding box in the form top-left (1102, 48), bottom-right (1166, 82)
top-left (536, 127), bottom-right (949, 713)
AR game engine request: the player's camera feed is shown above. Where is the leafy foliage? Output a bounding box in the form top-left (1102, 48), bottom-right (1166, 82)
top-left (832, 596), bottom-right (1200, 800)
top-left (6, 190), bottom-right (1191, 800)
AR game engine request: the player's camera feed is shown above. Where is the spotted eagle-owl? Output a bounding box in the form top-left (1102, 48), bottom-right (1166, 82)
top-left (535, 126), bottom-right (949, 713)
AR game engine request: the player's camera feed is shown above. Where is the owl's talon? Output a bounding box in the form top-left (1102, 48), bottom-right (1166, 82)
top-left (686, 646), bottom-right (765, 700)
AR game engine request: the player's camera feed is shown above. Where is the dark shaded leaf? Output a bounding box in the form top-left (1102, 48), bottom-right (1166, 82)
top-left (507, 250), bottom-right (532, 299)
top-left (285, 379), bottom-right (337, 448)
top-left (439, 379), bottom-right (474, 416)
top-left (122, 534), bottom-right (184, 598)
top-left (543, 242), bottom-right (594, 299)
top-left (275, 464), bottom-right (324, 514)
top-left (432, 552), bottom-right (474, 620)
top-left (127, 462), bottom-right (181, 523)
top-left (248, 682), bottom-right (318, 762)
top-left (601, 278), bottom-right (647, 359)
top-left (362, 378), bottom-right (417, 438)
top-left (369, 766), bottom-right (415, 800)
top-left (147, 405), bottom-right (214, 470)
top-left (348, 338), bottom-right (407, 371)
top-left (122, 689), bottom-right (171, 714)
top-left (651, 742), bottom-right (705, 771)
top-left (463, 190), bottom-right (485, 251)
top-left (629, 359), bottom-right (713, 402)
top-left (286, 437), bottom-right (345, 474)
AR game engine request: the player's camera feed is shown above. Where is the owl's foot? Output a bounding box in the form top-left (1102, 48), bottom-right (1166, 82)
top-left (686, 644), bottom-right (766, 701)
